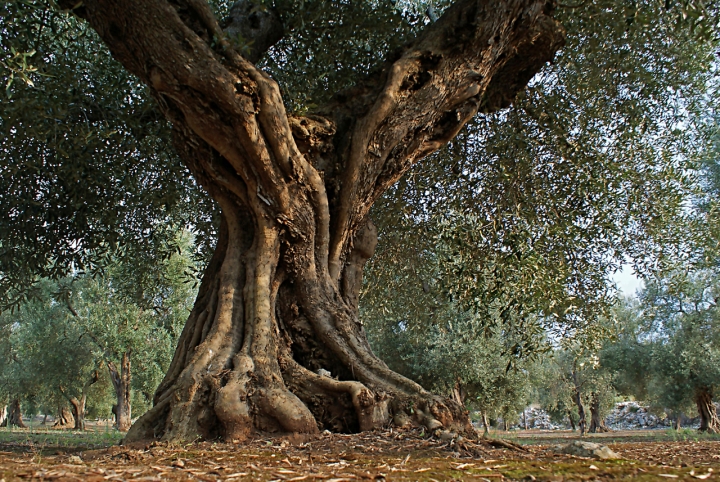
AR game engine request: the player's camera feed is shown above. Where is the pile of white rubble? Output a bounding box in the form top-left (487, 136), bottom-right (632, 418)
top-left (604, 401), bottom-right (673, 429)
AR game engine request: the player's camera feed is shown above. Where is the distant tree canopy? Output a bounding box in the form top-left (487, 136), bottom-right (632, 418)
top-left (1, 0), bottom-right (719, 441)
top-left (0, 234), bottom-right (197, 431)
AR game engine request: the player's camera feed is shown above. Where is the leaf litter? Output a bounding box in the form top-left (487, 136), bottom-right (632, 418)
top-left (0, 428), bottom-right (718, 481)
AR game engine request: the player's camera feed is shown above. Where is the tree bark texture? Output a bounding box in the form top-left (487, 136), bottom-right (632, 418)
top-left (7, 399), bottom-right (26, 428)
top-left (695, 386), bottom-right (720, 433)
top-left (588, 392), bottom-right (609, 433)
top-left (0, 405), bottom-right (6, 427)
top-left (61, 0), bottom-right (564, 441)
top-left (108, 352), bottom-right (132, 432)
top-left (53, 405), bottom-right (75, 429)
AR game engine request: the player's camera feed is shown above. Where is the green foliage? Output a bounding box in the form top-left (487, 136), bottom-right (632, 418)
top-left (0, 1), bottom-right (216, 310)
top-left (366, 299), bottom-right (538, 419)
top-left (364, 0), bottom-right (716, 363)
top-left (0, 234), bottom-right (198, 419)
top-left (533, 345), bottom-right (616, 427)
top-left (601, 271), bottom-right (720, 417)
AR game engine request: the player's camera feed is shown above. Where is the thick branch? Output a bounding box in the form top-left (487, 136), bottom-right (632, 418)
top-left (324, 0), bottom-right (565, 274)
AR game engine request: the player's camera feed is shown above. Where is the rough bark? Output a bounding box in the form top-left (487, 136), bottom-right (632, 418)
top-left (108, 352), bottom-right (132, 432)
top-left (695, 386), bottom-right (720, 433)
top-left (0, 405), bottom-right (6, 427)
top-left (588, 392), bottom-right (609, 433)
top-left (7, 399), bottom-right (26, 428)
top-left (60, 0), bottom-right (564, 442)
top-left (53, 405), bottom-right (75, 429)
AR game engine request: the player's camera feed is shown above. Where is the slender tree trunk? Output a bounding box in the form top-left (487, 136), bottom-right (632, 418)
top-left (0, 405), bottom-right (6, 427)
top-left (42, 414), bottom-right (48, 425)
top-left (523, 409), bottom-right (528, 430)
top-left (108, 352), bottom-right (132, 432)
top-left (675, 413), bottom-right (682, 430)
top-left (588, 392), bottom-right (609, 433)
top-left (7, 399), bottom-right (26, 428)
top-left (451, 380), bottom-right (467, 407)
top-left (571, 370), bottom-right (586, 436)
top-left (567, 409), bottom-right (576, 431)
top-left (481, 411), bottom-right (490, 437)
top-left (695, 386), bottom-right (720, 433)
top-left (64, 0), bottom-right (563, 442)
top-left (69, 396), bottom-right (87, 430)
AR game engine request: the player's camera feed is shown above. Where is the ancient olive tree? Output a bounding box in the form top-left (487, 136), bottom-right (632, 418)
top-left (37, 0), bottom-right (564, 441)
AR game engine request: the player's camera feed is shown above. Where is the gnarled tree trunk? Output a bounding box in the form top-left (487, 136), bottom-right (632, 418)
top-left (108, 352), bottom-right (132, 432)
top-left (61, 370), bottom-right (100, 431)
top-left (7, 399), bottom-right (26, 428)
top-left (53, 405), bottom-right (75, 429)
top-left (61, 0), bottom-right (564, 442)
top-left (588, 392), bottom-right (609, 433)
top-left (695, 386), bottom-right (719, 433)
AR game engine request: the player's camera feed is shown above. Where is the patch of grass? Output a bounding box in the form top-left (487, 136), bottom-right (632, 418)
top-left (0, 426), bottom-right (123, 453)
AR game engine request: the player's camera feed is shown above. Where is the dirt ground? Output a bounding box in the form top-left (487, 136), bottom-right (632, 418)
top-left (0, 427), bottom-right (719, 481)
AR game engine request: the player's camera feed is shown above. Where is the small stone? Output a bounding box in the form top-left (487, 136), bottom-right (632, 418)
top-left (67, 455), bottom-right (83, 464)
top-left (437, 430), bottom-right (456, 441)
top-left (172, 459), bottom-right (185, 468)
top-left (553, 441), bottom-right (621, 460)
